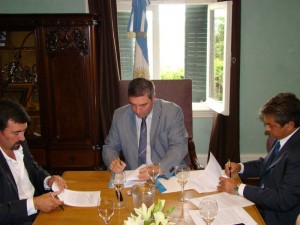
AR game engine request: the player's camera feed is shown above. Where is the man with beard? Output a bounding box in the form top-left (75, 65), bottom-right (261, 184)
top-left (0, 99), bottom-right (67, 225)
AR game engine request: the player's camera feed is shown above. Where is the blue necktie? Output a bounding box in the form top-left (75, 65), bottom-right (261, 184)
top-left (138, 117), bottom-right (147, 166)
top-left (271, 141), bottom-right (281, 162)
top-left (260, 141), bottom-right (281, 187)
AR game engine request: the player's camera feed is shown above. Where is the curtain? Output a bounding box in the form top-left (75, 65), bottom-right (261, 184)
top-left (88, 0), bottom-right (121, 165)
top-left (208, 0), bottom-right (241, 168)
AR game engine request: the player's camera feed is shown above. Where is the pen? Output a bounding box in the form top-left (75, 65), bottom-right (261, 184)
top-left (117, 157), bottom-right (122, 166)
top-left (50, 191), bottom-right (64, 211)
top-left (228, 159), bottom-right (232, 178)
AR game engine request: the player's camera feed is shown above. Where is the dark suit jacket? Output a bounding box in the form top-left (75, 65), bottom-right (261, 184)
top-left (0, 141), bottom-right (50, 225)
top-left (240, 129), bottom-right (300, 225)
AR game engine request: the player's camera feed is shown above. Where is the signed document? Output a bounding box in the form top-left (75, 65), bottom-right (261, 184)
top-left (158, 152), bottom-right (223, 193)
top-left (52, 182), bottom-right (100, 207)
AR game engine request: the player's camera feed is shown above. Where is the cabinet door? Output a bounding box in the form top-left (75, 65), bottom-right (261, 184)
top-left (37, 23), bottom-right (100, 168)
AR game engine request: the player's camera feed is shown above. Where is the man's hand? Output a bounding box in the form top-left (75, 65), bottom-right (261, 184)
top-left (48, 175), bottom-right (67, 191)
top-left (217, 177), bottom-right (238, 194)
top-left (33, 191), bottom-right (64, 212)
top-left (224, 161), bottom-right (241, 177)
top-left (138, 165), bottom-right (150, 180)
top-left (110, 159), bottom-right (126, 173)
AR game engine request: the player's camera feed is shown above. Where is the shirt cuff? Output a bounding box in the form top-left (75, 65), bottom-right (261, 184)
top-left (27, 197), bottom-right (37, 216)
top-left (44, 176), bottom-right (51, 190)
top-left (237, 183), bottom-right (246, 196)
top-left (238, 163), bottom-right (244, 174)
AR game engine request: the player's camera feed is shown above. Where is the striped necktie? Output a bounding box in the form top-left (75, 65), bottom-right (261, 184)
top-left (260, 141), bottom-right (281, 187)
top-left (270, 141), bottom-right (281, 163)
top-left (138, 117), bottom-right (147, 166)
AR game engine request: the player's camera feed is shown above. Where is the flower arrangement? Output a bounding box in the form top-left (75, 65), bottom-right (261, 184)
top-left (124, 199), bottom-right (175, 225)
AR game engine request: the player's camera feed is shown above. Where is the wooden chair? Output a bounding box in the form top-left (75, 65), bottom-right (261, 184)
top-left (118, 79), bottom-right (203, 170)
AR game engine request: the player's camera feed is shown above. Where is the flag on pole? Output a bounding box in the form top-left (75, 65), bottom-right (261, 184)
top-left (127, 0), bottom-right (150, 79)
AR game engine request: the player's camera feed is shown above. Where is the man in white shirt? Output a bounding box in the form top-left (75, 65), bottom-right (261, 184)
top-left (0, 99), bottom-right (67, 225)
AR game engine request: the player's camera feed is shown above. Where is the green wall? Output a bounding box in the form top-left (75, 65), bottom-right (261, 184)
top-left (239, 0), bottom-right (300, 156)
top-left (0, 0), bottom-right (88, 13)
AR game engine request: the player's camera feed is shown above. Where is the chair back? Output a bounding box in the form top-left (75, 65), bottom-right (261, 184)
top-left (118, 79), bottom-right (193, 137)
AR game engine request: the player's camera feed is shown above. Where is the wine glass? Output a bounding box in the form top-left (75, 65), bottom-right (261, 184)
top-left (146, 162), bottom-right (161, 183)
top-left (174, 165), bottom-right (190, 202)
top-left (113, 172), bottom-right (126, 209)
top-left (199, 198), bottom-right (218, 225)
top-left (97, 199), bottom-right (114, 225)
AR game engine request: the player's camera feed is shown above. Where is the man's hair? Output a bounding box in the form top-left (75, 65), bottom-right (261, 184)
top-left (0, 98), bottom-right (30, 131)
top-left (128, 78), bottom-right (156, 99)
top-left (259, 92), bottom-right (300, 127)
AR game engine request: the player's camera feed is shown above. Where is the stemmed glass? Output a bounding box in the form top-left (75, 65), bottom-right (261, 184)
top-left (146, 162), bottom-right (161, 183)
top-left (97, 199), bottom-right (114, 225)
top-left (199, 198), bottom-right (218, 225)
top-left (174, 165), bottom-right (190, 202)
top-left (113, 172), bottom-right (126, 209)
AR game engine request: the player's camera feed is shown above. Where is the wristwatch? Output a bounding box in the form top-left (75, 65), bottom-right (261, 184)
top-left (234, 183), bottom-right (241, 195)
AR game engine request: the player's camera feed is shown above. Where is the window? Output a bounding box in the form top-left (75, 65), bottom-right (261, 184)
top-left (117, 0), bottom-right (232, 116)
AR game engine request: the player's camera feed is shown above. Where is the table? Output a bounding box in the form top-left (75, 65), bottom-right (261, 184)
top-left (33, 171), bottom-right (266, 225)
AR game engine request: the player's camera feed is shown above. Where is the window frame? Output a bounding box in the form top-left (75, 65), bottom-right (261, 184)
top-left (116, 0), bottom-right (232, 118)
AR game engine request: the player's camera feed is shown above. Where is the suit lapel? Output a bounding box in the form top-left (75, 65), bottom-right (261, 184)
top-left (0, 150), bottom-right (19, 195)
top-left (126, 109), bottom-right (139, 167)
top-left (150, 100), bottom-right (161, 146)
top-left (263, 129), bottom-right (300, 174)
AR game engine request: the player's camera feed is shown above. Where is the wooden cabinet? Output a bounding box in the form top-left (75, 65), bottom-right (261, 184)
top-left (0, 14), bottom-right (102, 172)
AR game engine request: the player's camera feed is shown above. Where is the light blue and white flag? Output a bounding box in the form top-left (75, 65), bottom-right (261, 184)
top-left (127, 0), bottom-right (150, 79)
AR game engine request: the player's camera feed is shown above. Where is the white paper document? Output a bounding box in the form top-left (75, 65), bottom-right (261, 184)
top-left (189, 192), bottom-right (254, 209)
top-left (157, 170), bottom-right (203, 193)
top-left (108, 165), bottom-right (147, 188)
top-left (189, 152), bottom-right (222, 193)
top-left (158, 152), bottom-right (222, 193)
top-left (52, 182), bottom-right (100, 207)
top-left (189, 206), bottom-right (258, 225)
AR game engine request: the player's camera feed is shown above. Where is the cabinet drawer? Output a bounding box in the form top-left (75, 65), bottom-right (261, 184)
top-left (49, 150), bottom-right (99, 168)
top-left (30, 148), bottom-right (47, 167)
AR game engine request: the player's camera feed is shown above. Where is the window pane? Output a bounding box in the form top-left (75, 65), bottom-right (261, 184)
top-left (117, 11), bottom-right (134, 80)
top-left (185, 5), bottom-right (208, 102)
top-left (159, 5), bottom-right (185, 80)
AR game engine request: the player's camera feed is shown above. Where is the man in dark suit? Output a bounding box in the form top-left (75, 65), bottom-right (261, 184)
top-left (0, 99), bottom-right (66, 225)
top-left (218, 93), bottom-right (300, 225)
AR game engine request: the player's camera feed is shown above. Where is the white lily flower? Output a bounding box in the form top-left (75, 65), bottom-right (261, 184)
top-left (134, 203), bottom-right (155, 221)
top-left (123, 200), bottom-right (174, 225)
top-left (124, 214), bottom-right (144, 225)
top-left (153, 211), bottom-right (169, 225)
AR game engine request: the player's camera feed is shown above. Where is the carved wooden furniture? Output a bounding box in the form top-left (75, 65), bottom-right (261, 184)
top-left (0, 14), bottom-right (102, 172)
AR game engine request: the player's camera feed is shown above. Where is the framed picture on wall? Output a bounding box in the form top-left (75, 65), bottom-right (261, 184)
top-left (0, 31), bottom-right (10, 48)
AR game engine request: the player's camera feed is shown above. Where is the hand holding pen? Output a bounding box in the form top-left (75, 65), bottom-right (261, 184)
top-left (225, 160), bottom-right (241, 178)
top-left (110, 156), bottom-right (126, 173)
top-left (50, 191), bottom-right (64, 211)
top-left (33, 190), bottom-right (64, 212)
top-left (228, 159), bottom-right (232, 178)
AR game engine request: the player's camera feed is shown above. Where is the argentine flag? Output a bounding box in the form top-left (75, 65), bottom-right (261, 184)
top-left (127, 0), bottom-right (150, 79)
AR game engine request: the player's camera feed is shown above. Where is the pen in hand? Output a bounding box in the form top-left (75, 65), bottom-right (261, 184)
top-left (50, 191), bottom-right (64, 211)
top-left (228, 159), bottom-right (232, 178)
top-left (117, 157), bottom-right (122, 166)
